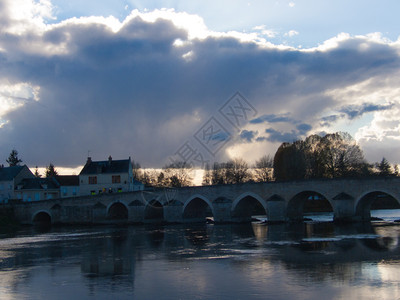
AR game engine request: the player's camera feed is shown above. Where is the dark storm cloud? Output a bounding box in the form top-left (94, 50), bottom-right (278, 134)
top-left (339, 102), bottom-right (394, 119)
top-left (1, 9), bottom-right (400, 167)
top-left (250, 114), bottom-right (294, 124)
top-left (296, 123), bottom-right (312, 135)
top-left (264, 128), bottom-right (299, 143)
top-left (239, 130), bottom-right (257, 142)
top-left (319, 114), bottom-right (344, 127)
top-left (319, 102), bottom-right (394, 127)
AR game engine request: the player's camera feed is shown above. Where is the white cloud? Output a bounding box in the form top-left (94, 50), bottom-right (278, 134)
top-left (285, 30), bottom-right (299, 37)
top-left (252, 25), bottom-right (277, 38)
top-left (0, 82), bottom-right (40, 119)
top-left (0, 0), bottom-right (55, 34)
top-left (289, 2), bottom-right (295, 8)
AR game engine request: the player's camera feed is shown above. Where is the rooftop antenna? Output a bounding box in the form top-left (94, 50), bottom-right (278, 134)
top-left (87, 150), bottom-right (91, 158)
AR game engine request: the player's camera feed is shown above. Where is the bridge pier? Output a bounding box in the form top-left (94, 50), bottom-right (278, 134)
top-left (213, 197), bottom-right (232, 223)
top-left (128, 201), bottom-right (145, 223)
top-left (266, 198), bottom-right (286, 223)
top-left (331, 193), bottom-right (357, 223)
top-left (164, 201), bottom-right (184, 223)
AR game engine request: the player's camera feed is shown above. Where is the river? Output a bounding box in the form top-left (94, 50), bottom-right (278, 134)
top-left (0, 210), bottom-right (400, 299)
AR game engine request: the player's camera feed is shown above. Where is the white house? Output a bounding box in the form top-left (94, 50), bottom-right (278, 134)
top-left (79, 156), bottom-right (144, 196)
top-left (0, 165), bottom-right (35, 203)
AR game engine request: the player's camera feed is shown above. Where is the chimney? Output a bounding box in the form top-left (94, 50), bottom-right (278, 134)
top-left (87, 157), bottom-right (92, 164)
top-left (108, 155), bottom-right (112, 164)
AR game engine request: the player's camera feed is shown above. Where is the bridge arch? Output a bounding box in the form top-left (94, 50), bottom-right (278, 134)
top-left (32, 210), bottom-right (52, 225)
top-left (107, 202), bottom-right (129, 220)
top-left (355, 190), bottom-right (400, 221)
top-left (183, 195), bottom-right (214, 222)
top-left (287, 190), bottom-right (333, 222)
top-left (144, 200), bottom-right (164, 222)
top-left (231, 192), bottom-right (267, 222)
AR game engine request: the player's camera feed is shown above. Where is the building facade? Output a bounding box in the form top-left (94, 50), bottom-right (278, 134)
top-left (79, 156), bottom-right (143, 196)
top-left (56, 175), bottom-right (80, 198)
top-left (15, 177), bottom-right (60, 202)
top-left (0, 165), bottom-right (35, 203)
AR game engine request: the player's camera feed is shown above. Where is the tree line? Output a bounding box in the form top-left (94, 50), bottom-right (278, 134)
top-left (272, 132), bottom-right (397, 181)
top-left (4, 131), bottom-right (398, 187)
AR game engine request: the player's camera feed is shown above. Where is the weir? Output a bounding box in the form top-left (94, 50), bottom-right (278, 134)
top-left (11, 177), bottom-right (400, 225)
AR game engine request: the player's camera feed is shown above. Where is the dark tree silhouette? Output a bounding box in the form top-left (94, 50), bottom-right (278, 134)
top-left (163, 161), bottom-right (193, 187)
top-left (45, 163), bottom-right (58, 178)
top-left (254, 155), bottom-right (273, 182)
top-left (34, 166), bottom-right (41, 178)
top-left (202, 163), bottom-right (212, 186)
top-left (376, 157), bottom-right (393, 176)
top-left (6, 149), bottom-right (22, 167)
top-left (224, 158), bottom-right (250, 184)
top-left (273, 132), bottom-right (370, 181)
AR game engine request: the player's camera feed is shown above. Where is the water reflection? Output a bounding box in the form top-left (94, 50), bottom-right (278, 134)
top-left (0, 220), bottom-right (400, 299)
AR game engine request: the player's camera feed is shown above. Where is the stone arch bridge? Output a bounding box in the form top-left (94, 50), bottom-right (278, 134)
top-left (12, 177), bottom-right (400, 225)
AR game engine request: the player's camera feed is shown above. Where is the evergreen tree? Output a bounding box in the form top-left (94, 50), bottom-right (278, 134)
top-left (6, 149), bottom-right (22, 167)
top-left (45, 163), bottom-right (58, 178)
top-left (377, 157), bottom-right (393, 176)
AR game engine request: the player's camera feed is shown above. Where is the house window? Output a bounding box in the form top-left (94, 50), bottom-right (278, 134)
top-left (35, 193), bottom-right (40, 201)
top-left (112, 175), bottom-right (121, 184)
top-left (72, 188), bottom-right (77, 196)
top-left (62, 188), bottom-right (67, 196)
top-left (89, 176), bottom-right (97, 184)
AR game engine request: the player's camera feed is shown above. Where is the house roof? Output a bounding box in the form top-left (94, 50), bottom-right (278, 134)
top-left (0, 165), bottom-right (26, 181)
top-left (79, 157), bottom-right (131, 175)
top-left (18, 177), bottom-right (60, 190)
top-left (55, 175), bottom-right (79, 186)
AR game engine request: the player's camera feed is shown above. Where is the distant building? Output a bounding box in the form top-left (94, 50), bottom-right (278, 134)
top-left (56, 175), bottom-right (80, 198)
top-left (79, 156), bottom-right (144, 196)
top-left (15, 177), bottom-right (60, 202)
top-left (0, 165), bottom-right (35, 203)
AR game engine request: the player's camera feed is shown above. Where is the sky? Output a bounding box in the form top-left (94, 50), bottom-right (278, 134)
top-left (1, 0), bottom-right (400, 173)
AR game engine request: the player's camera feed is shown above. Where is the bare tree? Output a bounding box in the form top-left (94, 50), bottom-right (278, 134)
top-left (139, 169), bottom-right (162, 187)
top-left (318, 132), bottom-right (367, 178)
top-left (225, 158), bottom-right (250, 184)
top-left (211, 162), bottom-right (225, 185)
top-left (132, 159), bottom-right (141, 179)
top-left (254, 155), bottom-right (273, 182)
top-left (163, 161), bottom-right (193, 187)
top-left (202, 163), bottom-right (212, 186)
